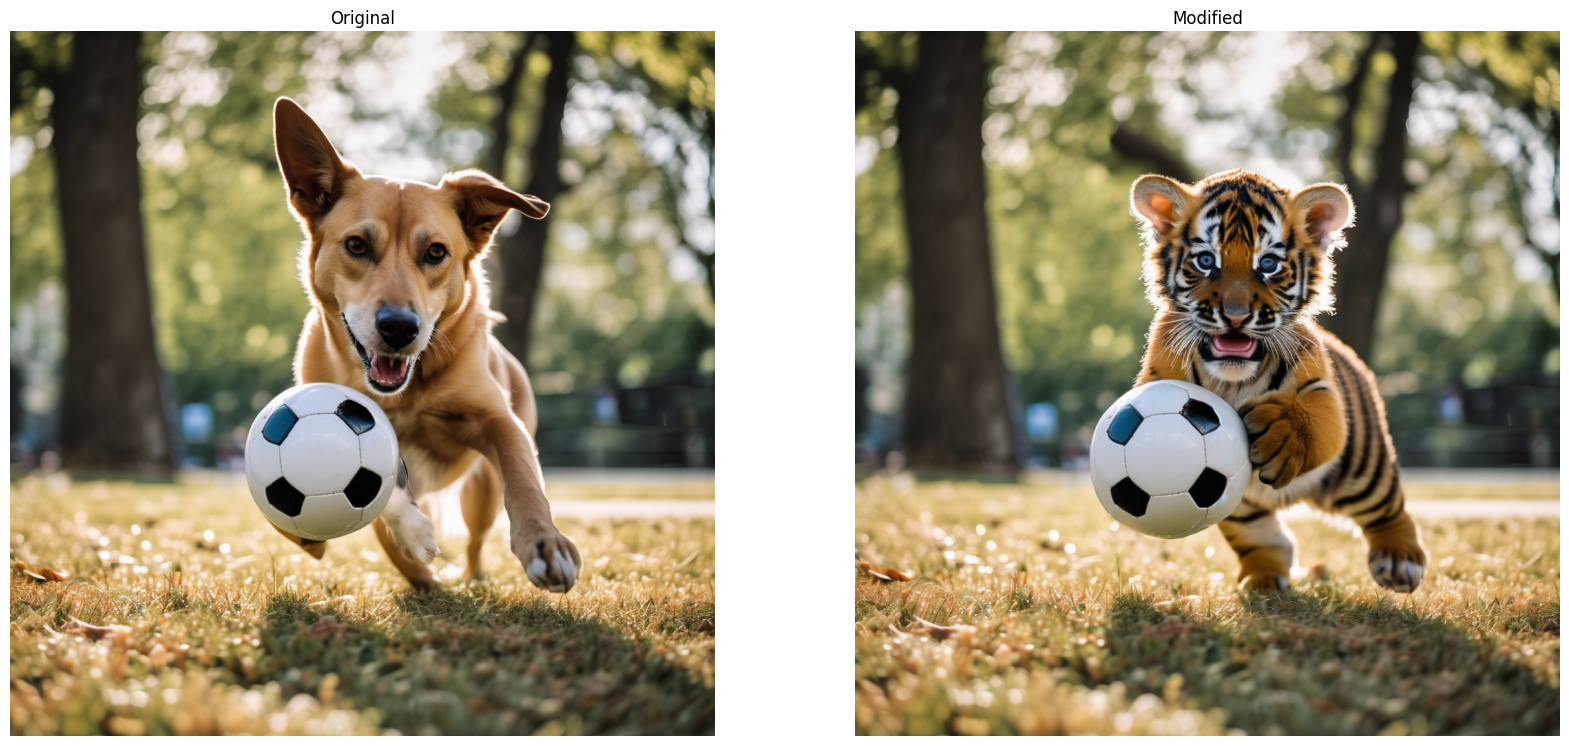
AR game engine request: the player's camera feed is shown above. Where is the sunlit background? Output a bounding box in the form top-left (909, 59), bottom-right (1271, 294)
top-left (856, 31), bottom-right (1558, 470)
top-left (12, 31), bottom-right (715, 470)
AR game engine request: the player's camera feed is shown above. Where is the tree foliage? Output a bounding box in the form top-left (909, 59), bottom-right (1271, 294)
top-left (10, 31), bottom-right (715, 461)
top-left (855, 31), bottom-right (1559, 458)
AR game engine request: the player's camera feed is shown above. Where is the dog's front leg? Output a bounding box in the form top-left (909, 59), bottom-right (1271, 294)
top-left (482, 414), bottom-right (581, 593)
top-left (378, 461), bottom-right (441, 565)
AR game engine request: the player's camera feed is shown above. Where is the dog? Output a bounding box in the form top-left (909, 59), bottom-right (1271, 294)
top-left (268, 96), bottom-right (580, 593)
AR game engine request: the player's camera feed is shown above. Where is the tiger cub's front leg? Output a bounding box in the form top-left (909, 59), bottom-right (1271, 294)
top-left (1239, 364), bottom-right (1346, 488)
top-left (1218, 507), bottom-right (1297, 591)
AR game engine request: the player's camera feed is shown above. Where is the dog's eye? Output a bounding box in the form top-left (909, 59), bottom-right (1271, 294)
top-left (345, 237), bottom-right (368, 255)
top-left (425, 244), bottom-right (448, 263)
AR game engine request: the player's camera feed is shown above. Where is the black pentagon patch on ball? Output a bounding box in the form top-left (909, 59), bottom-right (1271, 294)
top-left (266, 478), bottom-right (306, 517)
top-left (1189, 467), bottom-right (1229, 508)
top-left (344, 467), bottom-right (383, 508)
top-left (261, 405), bottom-right (298, 445)
top-left (1110, 477), bottom-right (1150, 517)
top-left (335, 400), bottom-right (376, 435)
top-left (1107, 405), bottom-right (1143, 445)
top-left (1181, 399), bottom-right (1220, 435)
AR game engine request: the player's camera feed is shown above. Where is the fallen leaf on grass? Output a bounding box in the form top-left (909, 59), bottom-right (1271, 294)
top-left (1148, 615), bottom-right (1192, 639)
top-left (912, 616), bottom-right (976, 646)
top-left (300, 615), bottom-right (349, 638)
top-left (858, 561), bottom-right (916, 582)
top-left (12, 561), bottom-right (69, 582)
top-left (65, 617), bottom-right (132, 647)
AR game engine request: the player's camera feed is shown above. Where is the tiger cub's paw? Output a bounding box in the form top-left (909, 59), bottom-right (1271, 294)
top-left (1368, 546), bottom-right (1426, 593)
top-left (1241, 392), bottom-right (1326, 489)
top-left (1235, 545), bottom-right (1293, 592)
top-left (1238, 572), bottom-right (1292, 592)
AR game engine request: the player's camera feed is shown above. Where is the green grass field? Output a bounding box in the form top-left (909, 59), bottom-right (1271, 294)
top-left (10, 471), bottom-right (714, 735)
top-left (855, 474), bottom-right (1559, 735)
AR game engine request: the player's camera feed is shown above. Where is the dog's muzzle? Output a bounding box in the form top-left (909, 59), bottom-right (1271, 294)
top-left (341, 312), bottom-right (416, 393)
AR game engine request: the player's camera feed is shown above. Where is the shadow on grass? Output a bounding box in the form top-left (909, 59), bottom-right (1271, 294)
top-left (1100, 589), bottom-right (1558, 735)
top-left (250, 585), bottom-right (713, 735)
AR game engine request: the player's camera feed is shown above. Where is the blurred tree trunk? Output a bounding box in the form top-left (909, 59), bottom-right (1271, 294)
top-left (897, 32), bottom-right (1019, 476)
top-left (53, 32), bottom-right (173, 476)
top-left (494, 31), bottom-right (574, 365)
top-left (1321, 31), bottom-right (1420, 362)
top-left (485, 31), bottom-right (536, 181)
top-left (1110, 123), bottom-right (1195, 183)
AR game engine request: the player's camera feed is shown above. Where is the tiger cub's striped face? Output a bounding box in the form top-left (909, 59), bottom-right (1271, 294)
top-left (1131, 170), bottom-right (1354, 383)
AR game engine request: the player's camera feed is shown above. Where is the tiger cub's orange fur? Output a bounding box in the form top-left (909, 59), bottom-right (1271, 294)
top-left (1129, 169), bottom-right (1426, 593)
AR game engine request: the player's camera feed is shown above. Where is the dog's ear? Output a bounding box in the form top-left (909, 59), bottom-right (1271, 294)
top-left (274, 97), bottom-right (356, 224)
top-left (439, 169), bottom-right (550, 253)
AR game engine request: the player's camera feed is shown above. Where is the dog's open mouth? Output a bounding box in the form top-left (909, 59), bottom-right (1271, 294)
top-left (341, 313), bottom-right (414, 392)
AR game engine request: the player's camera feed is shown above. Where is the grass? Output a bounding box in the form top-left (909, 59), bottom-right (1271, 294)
top-left (854, 473), bottom-right (1559, 735)
top-left (10, 471), bottom-right (714, 735)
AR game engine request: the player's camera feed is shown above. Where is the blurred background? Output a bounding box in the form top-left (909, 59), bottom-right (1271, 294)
top-left (855, 31), bottom-right (1559, 476)
top-left (11, 30), bottom-right (715, 475)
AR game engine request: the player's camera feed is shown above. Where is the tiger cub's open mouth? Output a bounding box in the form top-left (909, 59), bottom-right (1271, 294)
top-left (1210, 330), bottom-right (1257, 359)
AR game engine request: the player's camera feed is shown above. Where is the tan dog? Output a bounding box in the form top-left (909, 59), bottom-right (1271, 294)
top-left (270, 97), bottom-right (580, 592)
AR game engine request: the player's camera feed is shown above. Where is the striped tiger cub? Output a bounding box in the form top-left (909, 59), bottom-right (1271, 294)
top-left (1129, 169), bottom-right (1426, 593)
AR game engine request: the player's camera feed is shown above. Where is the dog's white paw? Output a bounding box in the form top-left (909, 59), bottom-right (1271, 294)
top-left (384, 489), bottom-right (441, 565)
top-left (512, 522), bottom-right (581, 593)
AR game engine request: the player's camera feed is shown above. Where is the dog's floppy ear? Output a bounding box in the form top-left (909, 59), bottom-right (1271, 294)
top-left (274, 97), bottom-right (356, 224)
top-left (439, 169), bottom-right (550, 253)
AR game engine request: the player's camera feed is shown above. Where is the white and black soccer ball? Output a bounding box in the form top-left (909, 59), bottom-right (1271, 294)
top-left (1089, 379), bottom-right (1250, 539)
top-left (244, 383), bottom-right (399, 541)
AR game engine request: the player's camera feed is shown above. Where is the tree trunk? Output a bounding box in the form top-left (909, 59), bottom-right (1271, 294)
top-left (898, 32), bottom-right (1018, 476)
top-left (1320, 31), bottom-right (1420, 362)
top-left (1110, 123), bottom-right (1195, 184)
top-left (494, 31), bottom-right (574, 365)
top-left (485, 31), bottom-right (536, 181)
top-left (53, 32), bottom-right (173, 476)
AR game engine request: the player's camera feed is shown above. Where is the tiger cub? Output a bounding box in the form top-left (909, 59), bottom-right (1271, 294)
top-left (1129, 169), bottom-right (1426, 593)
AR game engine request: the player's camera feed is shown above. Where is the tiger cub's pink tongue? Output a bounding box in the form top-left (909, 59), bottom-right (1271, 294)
top-left (1212, 331), bottom-right (1256, 357)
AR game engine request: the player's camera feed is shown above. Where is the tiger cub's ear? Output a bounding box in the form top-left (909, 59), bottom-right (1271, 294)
top-left (1131, 175), bottom-right (1196, 236)
top-left (1291, 184), bottom-right (1355, 251)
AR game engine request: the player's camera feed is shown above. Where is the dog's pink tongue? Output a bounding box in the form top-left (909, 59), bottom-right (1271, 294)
top-left (370, 354), bottom-right (408, 385)
top-left (1212, 332), bottom-right (1256, 357)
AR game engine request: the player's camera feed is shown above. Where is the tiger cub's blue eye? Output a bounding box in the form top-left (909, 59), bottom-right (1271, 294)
top-left (1259, 256), bottom-right (1280, 273)
top-left (1194, 254), bottom-right (1216, 271)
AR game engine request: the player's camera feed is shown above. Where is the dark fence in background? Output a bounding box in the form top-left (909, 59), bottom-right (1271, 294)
top-left (535, 374), bottom-right (714, 468)
top-left (1385, 373), bottom-right (1558, 468)
top-left (11, 373), bottom-right (714, 472)
top-left (855, 369), bottom-right (1559, 471)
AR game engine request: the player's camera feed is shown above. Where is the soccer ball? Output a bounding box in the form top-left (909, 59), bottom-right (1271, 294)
top-left (1089, 380), bottom-right (1250, 539)
top-left (244, 383), bottom-right (399, 541)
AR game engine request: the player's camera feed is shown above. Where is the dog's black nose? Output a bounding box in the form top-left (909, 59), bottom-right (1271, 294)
top-left (375, 305), bottom-right (420, 350)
